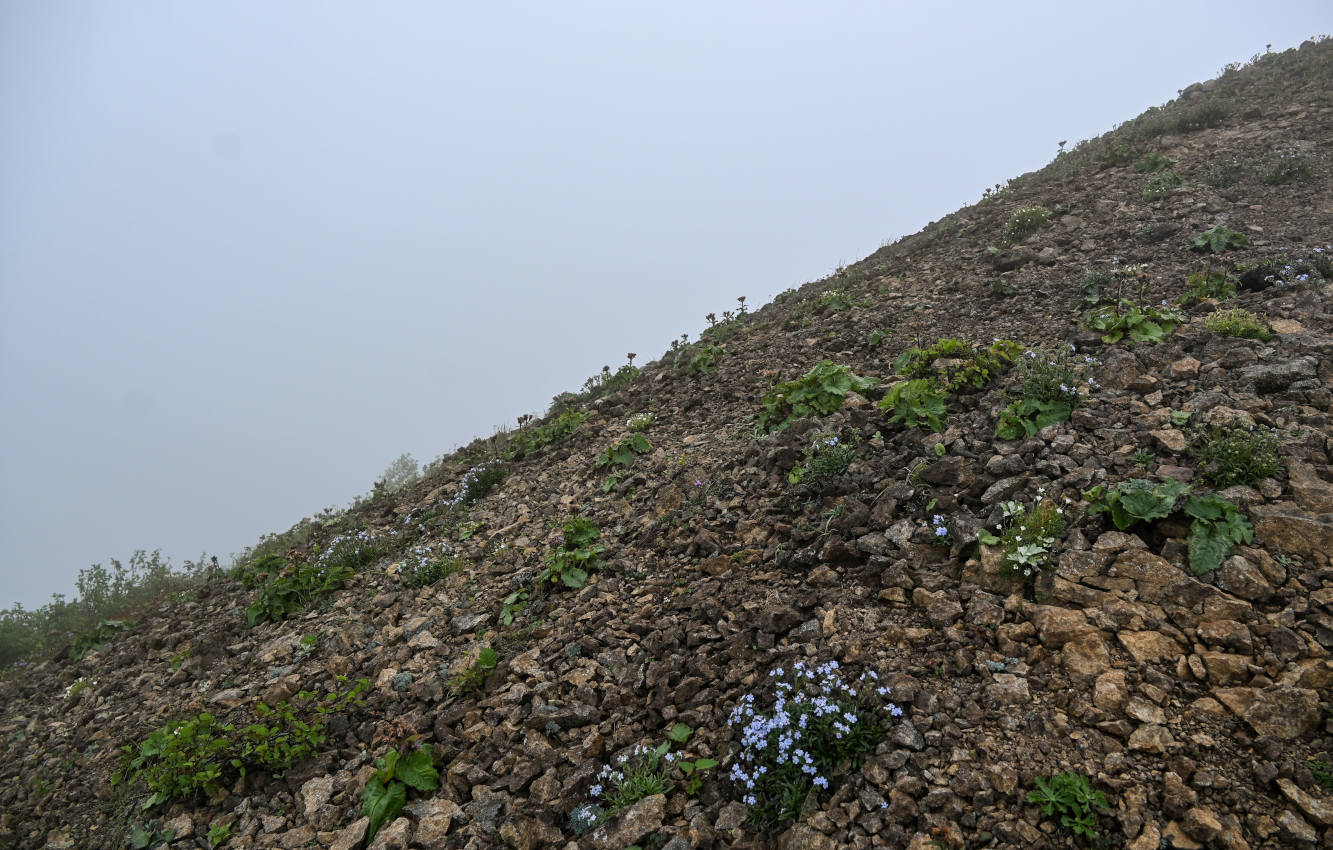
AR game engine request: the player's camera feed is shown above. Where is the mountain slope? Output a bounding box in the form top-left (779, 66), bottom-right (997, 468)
top-left (3, 38), bottom-right (1333, 850)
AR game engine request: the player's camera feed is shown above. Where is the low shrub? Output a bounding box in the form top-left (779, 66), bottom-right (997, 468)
top-left (1205, 308), bottom-right (1272, 340)
top-left (1189, 226), bottom-right (1250, 253)
top-left (1002, 206), bottom-right (1052, 245)
top-left (504, 410), bottom-right (588, 461)
top-left (788, 433), bottom-right (858, 489)
top-left (1028, 771), bottom-right (1110, 841)
top-left (878, 379), bottom-right (947, 432)
top-left (1190, 422), bottom-right (1283, 486)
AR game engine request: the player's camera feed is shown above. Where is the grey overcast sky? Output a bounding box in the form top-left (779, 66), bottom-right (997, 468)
top-left (1, 2), bottom-right (1327, 610)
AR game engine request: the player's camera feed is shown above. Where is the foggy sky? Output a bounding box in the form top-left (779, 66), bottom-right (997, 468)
top-left (1, 2), bottom-right (1327, 610)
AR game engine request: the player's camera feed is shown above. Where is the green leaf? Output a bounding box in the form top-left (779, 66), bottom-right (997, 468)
top-left (694, 757), bottom-right (718, 770)
top-left (666, 723), bottom-right (693, 744)
top-left (977, 528), bottom-right (1001, 546)
top-left (362, 775), bottom-right (407, 843)
top-left (394, 748), bottom-right (439, 793)
top-left (560, 566), bottom-right (588, 589)
top-left (478, 647), bottom-right (499, 669)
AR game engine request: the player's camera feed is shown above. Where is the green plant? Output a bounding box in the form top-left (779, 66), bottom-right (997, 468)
top-left (499, 588), bottom-right (529, 625)
top-left (537, 517), bottom-right (604, 589)
top-left (298, 633), bottom-right (319, 653)
top-left (1308, 758), bottom-right (1333, 790)
top-left (758, 361), bottom-right (879, 433)
top-left (1002, 206), bottom-right (1052, 245)
top-left (128, 824), bottom-right (176, 848)
top-left (978, 496), bottom-right (1067, 580)
top-left (361, 744), bottom-right (439, 842)
top-left (449, 461), bottom-right (508, 509)
top-left (245, 559), bottom-right (354, 627)
top-left (1261, 148), bottom-right (1314, 185)
top-left (505, 410), bottom-right (588, 461)
top-left (664, 724), bottom-right (717, 796)
top-left (1082, 299), bottom-right (1183, 344)
top-left (894, 337), bottom-right (1021, 391)
top-left (702, 298), bottom-right (749, 342)
top-left (1190, 226), bottom-right (1250, 253)
top-left (401, 545), bottom-right (465, 587)
top-left (810, 288), bottom-right (853, 314)
top-left (1205, 308), bottom-right (1272, 340)
top-left (70, 618), bottom-right (134, 660)
top-left (1095, 141), bottom-right (1138, 170)
top-left (206, 823), bottom-right (231, 848)
top-left (687, 344), bottom-right (723, 375)
top-left (595, 434), bottom-right (652, 471)
top-left (113, 677), bottom-right (369, 809)
top-left (626, 412), bottom-right (654, 432)
top-left (448, 647), bottom-right (499, 695)
top-left (727, 662), bottom-right (901, 830)
top-left (1171, 410), bottom-right (1192, 426)
top-left (589, 742), bottom-right (673, 815)
top-left (1203, 156), bottom-right (1247, 188)
top-left (867, 327), bottom-right (893, 347)
top-left (995, 346), bottom-right (1092, 439)
top-left (1027, 772), bottom-right (1109, 841)
top-left (788, 433), bottom-right (858, 488)
top-left (878, 379), bottom-right (947, 432)
top-left (1175, 101), bottom-right (1228, 132)
top-left (1179, 266), bottom-right (1236, 304)
top-left (1135, 152), bottom-right (1176, 173)
top-left (1132, 448), bottom-right (1154, 467)
top-left (1190, 422), bottom-right (1283, 487)
top-left (990, 277), bottom-right (1018, 296)
top-left (1087, 479), bottom-right (1252, 574)
top-left (1142, 169), bottom-right (1184, 200)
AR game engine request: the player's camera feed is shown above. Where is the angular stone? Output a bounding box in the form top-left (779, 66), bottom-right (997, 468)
top-left (1149, 428), bottom-right (1188, 453)
top-left (1169, 356), bottom-right (1202, 378)
top-left (1215, 556), bottom-right (1273, 602)
top-left (592, 794), bottom-right (665, 850)
top-left (1128, 724), bottom-right (1174, 753)
top-left (985, 673), bottom-right (1031, 705)
top-left (1276, 809), bottom-right (1317, 843)
top-left (1125, 697), bottom-right (1166, 724)
top-left (300, 775), bottom-right (335, 819)
top-left (329, 818), bottom-right (369, 850)
top-left (1195, 620), bottom-right (1252, 654)
top-left (411, 799), bottom-right (463, 845)
top-left (1030, 605), bottom-right (1096, 649)
top-left (366, 817), bottom-right (411, 850)
top-left (1093, 671), bottom-right (1129, 713)
top-left (1201, 651), bottom-right (1251, 686)
top-left (1288, 461), bottom-right (1333, 513)
top-left (1250, 505), bottom-right (1333, 558)
top-left (1119, 631), bottom-right (1183, 664)
top-left (1182, 807), bottom-right (1223, 842)
top-left (1062, 636), bottom-right (1111, 683)
top-left (1238, 686), bottom-right (1321, 740)
top-left (1276, 777), bottom-right (1333, 826)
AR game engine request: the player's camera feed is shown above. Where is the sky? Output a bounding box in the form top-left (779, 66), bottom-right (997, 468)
top-left (1, 2), bottom-right (1327, 611)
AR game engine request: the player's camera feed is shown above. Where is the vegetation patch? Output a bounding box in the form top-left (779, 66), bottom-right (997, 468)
top-left (1028, 771), bottom-right (1111, 842)
top-left (1087, 479), bottom-right (1252, 575)
top-left (758, 361), bottom-right (878, 433)
top-left (504, 410), bottom-right (588, 461)
top-left (1082, 300), bottom-right (1183, 344)
top-left (537, 517), bottom-right (604, 589)
top-left (1190, 421), bottom-right (1283, 487)
top-left (1002, 206), bottom-right (1052, 245)
top-left (1189, 225), bottom-right (1250, 253)
top-left (362, 745), bottom-right (439, 842)
top-left (788, 433), bottom-right (858, 489)
top-left (1205, 308), bottom-right (1272, 340)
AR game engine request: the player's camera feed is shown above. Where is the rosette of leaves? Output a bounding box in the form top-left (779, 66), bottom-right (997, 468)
top-left (1081, 300), bottom-right (1182, 344)
top-left (1189, 225), bottom-right (1250, 253)
top-left (877, 379), bottom-right (947, 432)
top-left (538, 517), bottom-right (604, 589)
top-left (1087, 479), bottom-right (1252, 574)
top-left (362, 745), bottom-right (439, 841)
top-left (758, 361), bottom-right (878, 433)
top-left (1028, 772), bottom-right (1109, 840)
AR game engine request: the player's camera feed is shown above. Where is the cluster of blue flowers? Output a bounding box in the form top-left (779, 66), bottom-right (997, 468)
top-left (931, 514), bottom-right (951, 541)
top-left (726, 661), bottom-right (901, 825)
top-left (1262, 246), bottom-right (1332, 287)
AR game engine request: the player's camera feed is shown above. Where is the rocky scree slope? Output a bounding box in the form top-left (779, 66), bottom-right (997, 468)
top-left (3, 38), bottom-right (1333, 850)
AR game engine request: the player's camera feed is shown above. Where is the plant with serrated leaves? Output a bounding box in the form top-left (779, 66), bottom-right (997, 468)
top-left (69, 618), bottom-right (134, 660)
top-left (758, 361), bottom-right (879, 433)
top-left (894, 337), bottom-right (1021, 392)
top-left (687, 343), bottom-right (723, 374)
top-left (1027, 771), bottom-right (1110, 841)
top-left (206, 823), bottom-right (231, 848)
top-left (1189, 225), bottom-right (1250, 253)
top-left (1205, 308), bottom-right (1272, 340)
top-left (978, 495), bottom-right (1068, 580)
top-left (245, 558), bottom-right (354, 627)
top-left (505, 410), bottom-right (588, 460)
top-left (1082, 299), bottom-right (1183, 344)
top-left (361, 743), bottom-right (440, 842)
top-left (878, 379), bottom-right (947, 432)
top-left (995, 346), bottom-right (1093, 439)
top-left (538, 517), bottom-right (604, 589)
top-left (788, 432), bottom-right (858, 489)
top-left (1190, 421), bottom-right (1283, 487)
top-left (1002, 206), bottom-right (1052, 245)
top-left (500, 588), bottom-right (529, 625)
top-left (448, 646), bottom-right (498, 695)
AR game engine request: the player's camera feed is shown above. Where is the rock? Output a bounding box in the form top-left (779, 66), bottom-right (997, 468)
top-left (1030, 605), bottom-right (1096, 649)
top-left (1118, 631), bottom-right (1183, 664)
top-left (1162, 820), bottom-right (1203, 849)
top-left (300, 775), bottom-right (335, 819)
top-left (1149, 428), bottom-right (1188, 453)
top-left (1236, 686), bottom-right (1321, 740)
top-left (1276, 778), bottom-right (1333, 826)
top-left (411, 799), bottom-right (463, 845)
top-left (985, 673), bottom-right (1031, 705)
top-left (1125, 697), bottom-right (1166, 724)
top-left (330, 818), bottom-right (369, 850)
top-left (1215, 556), bottom-right (1273, 602)
top-left (1195, 620), bottom-right (1252, 654)
top-left (1182, 807), bottom-right (1223, 842)
top-left (592, 794), bottom-right (665, 849)
top-left (1249, 505), bottom-right (1333, 558)
top-left (912, 588), bottom-right (962, 627)
top-left (1288, 461), bottom-right (1333, 513)
top-left (1062, 636), bottom-right (1111, 683)
top-left (1169, 357), bottom-right (1202, 378)
top-left (715, 801), bottom-right (748, 832)
top-left (1128, 724), bottom-right (1174, 753)
top-left (1093, 671), bottom-right (1129, 713)
top-left (1276, 809), bottom-right (1317, 844)
top-left (1200, 651), bottom-right (1251, 685)
top-left (1239, 357), bottom-right (1317, 393)
top-left (366, 817), bottom-right (411, 850)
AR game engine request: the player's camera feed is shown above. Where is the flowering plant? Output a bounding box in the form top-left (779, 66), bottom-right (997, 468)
top-left (787, 432), bottom-right (858, 488)
top-left (727, 661), bottom-right (901, 829)
top-left (978, 492), bottom-right (1068, 579)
